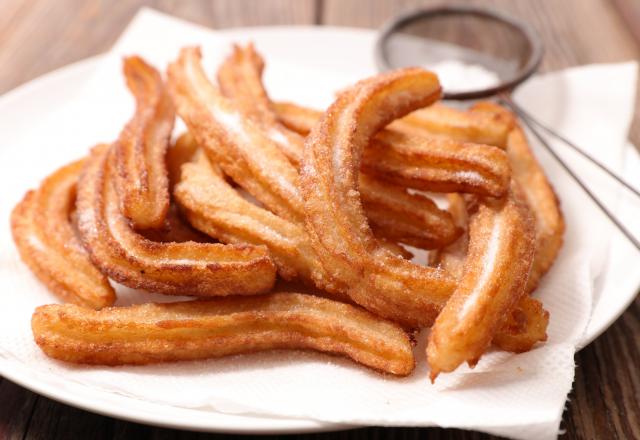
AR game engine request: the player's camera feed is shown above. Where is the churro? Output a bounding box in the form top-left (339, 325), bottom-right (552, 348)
top-left (32, 293), bottom-right (415, 375)
top-left (11, 159), bottom-right (115, 309)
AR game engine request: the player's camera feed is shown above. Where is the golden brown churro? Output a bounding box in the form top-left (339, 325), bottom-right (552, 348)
top-left (169, 47), bottom-right (304, 223)
top-left (431, 194), bottom-right (549, 354)
top-left (301, 68), bottom-right (458, 327)
top-left (112, 57), bottom-right (174, 229)
top-left (76, 144), bottom-right (276, 296)
top-left (11, 159), bottom-right (116, 309)
top-left (427, 184), bottom-right (535, 379)
top-left (32, 293), bottom-right (415, 375)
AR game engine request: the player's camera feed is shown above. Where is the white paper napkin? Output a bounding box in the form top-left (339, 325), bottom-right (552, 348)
top-left (1, 9), bottom-right (638, 440)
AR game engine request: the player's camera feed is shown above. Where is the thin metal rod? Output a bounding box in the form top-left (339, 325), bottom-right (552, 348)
top-left (499, 95), bottom-right (640, 252)
top-left (513, 102), bottom-right (640, 199)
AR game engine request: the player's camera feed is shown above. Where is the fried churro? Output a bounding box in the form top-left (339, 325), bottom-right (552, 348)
top-left (301, 68), bottom-right (458, 327)
top-left (112, 56), bottom-right (174, 229)
top-left (11, 159), bottom-right (116, 309)
top-left (32, 293), bottom-right (415, 375)
top-left (427, 184), bottom-right (535, 379)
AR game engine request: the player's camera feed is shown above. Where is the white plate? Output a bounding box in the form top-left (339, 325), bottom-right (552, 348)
top-left (0, 25), bottom-right (638, 434)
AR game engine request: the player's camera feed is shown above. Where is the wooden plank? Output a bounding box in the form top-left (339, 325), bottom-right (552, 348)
top-left (0, 0), bottom-right (316, 95)
top-left (0, 379), bottom-right (39, 440)
top-left (22, 396), bottom-right (113, 440)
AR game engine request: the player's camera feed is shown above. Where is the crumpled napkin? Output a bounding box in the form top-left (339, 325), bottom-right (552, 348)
top-left (1, 8), bottom-right (638, 440)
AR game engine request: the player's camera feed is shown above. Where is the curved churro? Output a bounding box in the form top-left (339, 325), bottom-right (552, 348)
top-left (274, 100), bottom-right (510, 197)
top-left (427, 184), bottom-right (535, 380)
top-left (301, 68), bottom-right (458, 327)
top-left (431, 194), bottom-right (549, 354)
top-left (112, 56), bottom-right (174, 230)
top-left (363, 129), bottom-right (510, 197)
top-left (169, 47), bottom-right (459, 249)
top-left (471, 102), bottom-right (565, 292)
top-left (76, 144), bottom-right (276, 297)
top-left (11, 159), bottom-right (116, 309)
top-left (32, 293), bottom-right (415, 376)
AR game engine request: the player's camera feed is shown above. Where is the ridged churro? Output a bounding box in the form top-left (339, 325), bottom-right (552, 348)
top-left (112, 56), bottom-right (174, 229)
top-left (11, 159), bottom-right (116, 309)
top-left (10, 43), bottom-right (562, 381)
top-left (427, 184), bottom-right (535, 379)
top-left (431, 193), bottom-right (550, 354)
top-left (32, 293), bottom-right (415, 375)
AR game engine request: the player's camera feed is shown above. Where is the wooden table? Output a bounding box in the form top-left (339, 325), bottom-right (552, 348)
top-left (1, 1), bottom-right (639, 438)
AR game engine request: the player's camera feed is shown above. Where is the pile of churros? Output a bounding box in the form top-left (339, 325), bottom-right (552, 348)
top-left (11, 44), bottom-right (564, 381)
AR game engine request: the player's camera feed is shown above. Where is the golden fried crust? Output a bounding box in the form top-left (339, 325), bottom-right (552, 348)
top-left (76, 144), bottom-right (276, 296)
top-left (493, 296), bottom-right (549, 353)
top-left (427, 184), bottom-right (536, 380)
top-left (32, 293), bottom-right (415, 376)
top-left (429, 193), bottom-right (470, 279)
top-left (11, 160), bottom-right (116, 309)
top-left (431, 194), bottom-right (549, 354)
top-left (274, 101), bottom-right (511, 197)
top-left (470, 102), bottom-right (565, 293)
top-left (301, 68), bottom-right (458, 327)
top-left (362, 130), bottom-right (510, 197)
top-left (359, 173), bottom-right (460, 249)
top-left (217, 43), bottom-right (304, 164)
top-left (138, 204), bottom-right (212, 243)
top-left (113, 56), bottom-right (174, 230)
top-left (393, 102), bottom-right (512, 148)
top-left (168, 132), bottom-right (200, 190)
top-left (274, 101), bottom-right (322, 135)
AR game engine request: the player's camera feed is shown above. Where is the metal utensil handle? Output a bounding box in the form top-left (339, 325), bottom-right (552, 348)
top-left (499, 94), bottom-right (640, 251)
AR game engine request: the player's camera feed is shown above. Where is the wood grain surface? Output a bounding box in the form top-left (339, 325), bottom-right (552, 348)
top-left (1, 1), bottom-right (639, 439)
